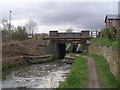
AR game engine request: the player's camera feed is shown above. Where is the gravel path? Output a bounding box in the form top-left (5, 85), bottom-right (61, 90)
top-left (76, 54), bottom-right (100, 88)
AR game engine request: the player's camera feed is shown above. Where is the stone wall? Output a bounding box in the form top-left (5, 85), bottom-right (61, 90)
top-left (88, 45), bottom-right (120, 82)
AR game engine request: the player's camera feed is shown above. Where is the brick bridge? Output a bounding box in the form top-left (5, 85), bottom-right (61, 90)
top-left (43, 30), bottom-right (94, 59)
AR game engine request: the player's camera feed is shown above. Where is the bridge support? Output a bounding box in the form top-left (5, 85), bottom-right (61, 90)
top-left (66, 43), bottom-right (74, 53)
top-left (57, 43), bottom-right (66, 59)
top-left (82, 43), bottom-right (89, 52)
top-left (47, 40), bottom-right (66, 59)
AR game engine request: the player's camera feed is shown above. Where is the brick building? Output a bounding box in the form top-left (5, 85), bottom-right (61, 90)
top-left (105, 14), bottom-right (120, 29)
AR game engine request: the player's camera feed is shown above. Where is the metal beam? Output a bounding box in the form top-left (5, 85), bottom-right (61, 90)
top-left (43, 36), bottom-right (93, 40)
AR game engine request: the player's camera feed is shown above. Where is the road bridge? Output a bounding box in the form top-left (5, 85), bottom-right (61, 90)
top-left (43, 31), bottom-right (93, 59)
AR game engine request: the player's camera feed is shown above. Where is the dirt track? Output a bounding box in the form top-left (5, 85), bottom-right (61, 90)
top-left (76, 54), bottom-right (100, 88)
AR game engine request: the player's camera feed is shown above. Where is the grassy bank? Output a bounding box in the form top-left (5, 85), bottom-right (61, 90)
top-left (81, 53), bottom-right (120, 88)
top-left (59, 54), bottom-right (88, 88)
top-left (90, 38), bottom-right (118, 49)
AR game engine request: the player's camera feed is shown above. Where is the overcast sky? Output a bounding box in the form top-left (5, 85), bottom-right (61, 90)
top-left (0, 0), bottom-right (119, 33)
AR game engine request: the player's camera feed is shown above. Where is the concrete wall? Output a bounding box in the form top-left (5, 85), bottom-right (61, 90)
top-left (38, 44), bottom-right (48, 55)
top-left (47, 40), bottom-right (58, 54)
top-left (47, 40), bottom-right (66, 59)
top-left (88, 45), bottom-right (120, 82)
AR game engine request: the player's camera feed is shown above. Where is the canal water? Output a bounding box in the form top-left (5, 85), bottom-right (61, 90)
top-left (2, 60), bottom-right (71, 88)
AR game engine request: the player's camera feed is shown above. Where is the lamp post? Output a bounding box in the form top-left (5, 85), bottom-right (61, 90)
top-left (8, 10), bottom-right (12, 41)
top-left (9, 10), bottom-right (12, 34)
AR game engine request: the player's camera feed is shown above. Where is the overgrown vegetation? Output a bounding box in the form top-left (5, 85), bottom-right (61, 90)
top-left (90, 38), bottom-right (118, 49)
top-left (81, 53), bottom-right (120, 88)
top-left (101, 26), bottom-right (117, 41)
top-left (11, 26), bottom-right (28, 40)
top-left (59, 54), bottom-right (88, 88)
top-left (94, 26), bottom-right (118, 49)
top-left (2, 26), bottom-right (28, 42)
top-left (1, 19), bottom-right (38, 43)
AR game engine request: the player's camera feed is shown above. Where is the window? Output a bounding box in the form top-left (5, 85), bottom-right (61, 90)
top-left (112, 20), bottom-right (116, 26)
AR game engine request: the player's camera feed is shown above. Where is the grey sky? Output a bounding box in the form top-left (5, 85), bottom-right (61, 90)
top-left (0, 1), bottom-right (119, 33)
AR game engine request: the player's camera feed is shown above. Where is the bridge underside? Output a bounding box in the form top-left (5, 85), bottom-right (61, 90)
top-left (44, 37), bottom-right (92, 59)
top-left (43, 31), bottom-right (93, 59)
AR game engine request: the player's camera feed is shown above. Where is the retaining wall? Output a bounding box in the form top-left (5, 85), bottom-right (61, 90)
top-left (88, 45), bottom-right (120, 82)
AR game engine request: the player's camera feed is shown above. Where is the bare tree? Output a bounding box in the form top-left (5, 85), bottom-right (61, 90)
top-left (1, 19), bottom-right (14, 32)
top-left (1, 19), bottom-right (15, 41)
top-left (2, 19), bottom-right (9, 31)
top-left (11, 26), bottom-right (28, 41)
top-left (25, 19), bottom-right (38, 37)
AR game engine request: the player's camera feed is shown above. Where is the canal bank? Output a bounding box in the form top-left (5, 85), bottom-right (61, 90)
top-left (81, 53), bottom-right (120, 88)
top-left (88, 38), bottom-right (120, 83)
top-left (2, 38), bottom-right (48, 71)
top-left (2, 54), bottom-right (56, 80)
top-left (2, 38), bottom-right (53, 78)
top-left (59, 54), bottom-right (88, 88)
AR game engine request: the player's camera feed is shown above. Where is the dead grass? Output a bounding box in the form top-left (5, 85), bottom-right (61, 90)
top-left (2, 38), bottom-right (48, 68)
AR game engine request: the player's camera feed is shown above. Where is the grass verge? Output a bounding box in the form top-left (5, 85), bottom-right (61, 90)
top-left (59, 54), bottom-right (88, 88)
top-left (90, 38), bottom-right (118, 49)
top-left (81, 53), bottom-right (120, 88)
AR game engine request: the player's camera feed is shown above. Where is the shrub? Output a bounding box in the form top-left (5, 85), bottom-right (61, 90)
top-left (101, 26), bottom-right (117, 41)
top-left (11, 26), bottom-right (28, 41)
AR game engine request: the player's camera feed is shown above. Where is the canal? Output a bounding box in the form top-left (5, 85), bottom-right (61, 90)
top-left (2, 60), bottom-right (71, 88)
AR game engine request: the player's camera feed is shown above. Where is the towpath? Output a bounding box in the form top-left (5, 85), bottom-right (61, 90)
top-left (76, 54), bottom-right (100, 88)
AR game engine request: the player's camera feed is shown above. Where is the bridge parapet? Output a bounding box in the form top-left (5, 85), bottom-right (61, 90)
top-left (49, 31), bottom-right (58, 37)
top-left (49, 30), bottom-right (90, 37)
top-left (81, 31), bottom-right (90, 36)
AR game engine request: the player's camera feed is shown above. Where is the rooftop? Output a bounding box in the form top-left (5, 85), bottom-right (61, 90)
top-left (105, 14), bottom-right (120, 22)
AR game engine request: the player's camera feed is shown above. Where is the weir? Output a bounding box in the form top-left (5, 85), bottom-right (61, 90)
top-left (43, 31), bottom-right (93, 59)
